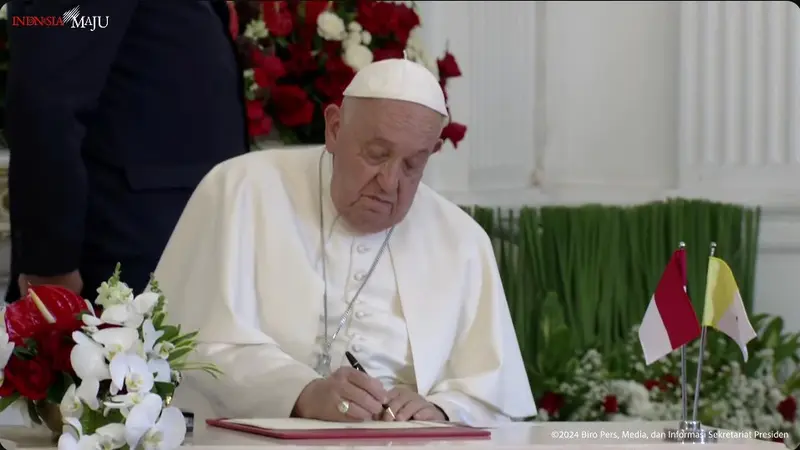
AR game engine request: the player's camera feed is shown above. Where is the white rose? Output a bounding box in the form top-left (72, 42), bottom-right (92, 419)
top-left (343, 44), bottom-right (373, 71)
top-left (317, 11), bottom-right (346, 41)
top-left (361, 31), bottom-right (372, 45)
top-left (244, 19), bottom-right (268, 39)
top-left (348, 21), bottom-right (362, 32)
top-left (408, 26), bottom-right (424, 50)
top-left (343, 31), bottom-right (361, 49)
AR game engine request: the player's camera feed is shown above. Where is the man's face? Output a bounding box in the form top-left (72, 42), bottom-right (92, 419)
top-left (324, 98), bottom-right (444, 234)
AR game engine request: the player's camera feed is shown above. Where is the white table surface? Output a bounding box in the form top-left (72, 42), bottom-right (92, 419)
top-left (0, 420), bottom-right (787, 449)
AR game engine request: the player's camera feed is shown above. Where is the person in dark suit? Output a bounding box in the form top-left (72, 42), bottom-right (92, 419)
top-left (4, 0), bottom-right (247, 303)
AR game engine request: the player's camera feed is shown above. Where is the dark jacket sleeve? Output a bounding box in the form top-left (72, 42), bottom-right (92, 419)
top-left (6, 0), bottom-right (138, 276)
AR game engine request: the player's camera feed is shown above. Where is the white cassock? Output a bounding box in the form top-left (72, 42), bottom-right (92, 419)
top-left (157, 54), bottom-right (537, 424)
top-left (155, 148), bottom-right (536, 425)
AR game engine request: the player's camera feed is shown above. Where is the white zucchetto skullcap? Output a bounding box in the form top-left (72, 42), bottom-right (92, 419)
top-left (342, 59), bottom-right (449, 118)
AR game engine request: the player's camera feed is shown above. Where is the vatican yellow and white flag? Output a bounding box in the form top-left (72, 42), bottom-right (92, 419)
top-left (701, 256), bottom-right (757, 361)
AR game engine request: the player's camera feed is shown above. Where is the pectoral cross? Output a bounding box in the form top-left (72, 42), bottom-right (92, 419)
top-left (314, 353), bottom-right (331, 376)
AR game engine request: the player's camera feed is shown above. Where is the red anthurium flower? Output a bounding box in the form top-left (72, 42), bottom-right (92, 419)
top-left (4, 286), bottom-right (89, 343)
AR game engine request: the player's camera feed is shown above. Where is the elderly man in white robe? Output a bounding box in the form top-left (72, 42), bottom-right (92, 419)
top-left (154, 58), bottom-right (536, 425)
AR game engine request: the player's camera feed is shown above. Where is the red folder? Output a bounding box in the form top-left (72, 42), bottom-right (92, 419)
top-left (206, 418), bottom-right (491, 440)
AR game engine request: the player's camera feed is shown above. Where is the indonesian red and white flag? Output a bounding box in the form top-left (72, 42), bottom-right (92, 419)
top-left (638, 248), bottom-right (702, 365)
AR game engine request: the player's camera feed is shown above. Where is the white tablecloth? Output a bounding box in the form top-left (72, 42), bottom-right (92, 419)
top-left (0, 420), bottom-right (786, 449)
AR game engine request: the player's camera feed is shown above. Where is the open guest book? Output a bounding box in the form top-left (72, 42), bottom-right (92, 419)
top-left (206, 418), bottom-right (491, 440)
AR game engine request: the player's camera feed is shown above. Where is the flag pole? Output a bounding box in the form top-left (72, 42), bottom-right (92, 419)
top-left (691, 241), bottom-right (715, 422)
top-left (664, 242), bottom-right (717, 444)
top-left (678, 241), bottom-right (688, 423)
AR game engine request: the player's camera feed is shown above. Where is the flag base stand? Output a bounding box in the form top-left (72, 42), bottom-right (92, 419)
top-left (663, 420), bottom-right (718, 443)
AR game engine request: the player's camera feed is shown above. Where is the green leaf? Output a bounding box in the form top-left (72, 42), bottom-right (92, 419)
top-left (0, 392), bottom-right (20, 412)
top-left (46, 372), bottom-right (75, 404)
top-left (152, 311), bottom-right (166, 329)
top-left (168, 346), bottom-right (194, 363)
top-left (153, 382), bottom-right (175, 400)
top-left (159, 325), bottom-right (180, 343)
top-left (172, 331), bottom-right (199, 347)
top-left (26, 399), bottom-right (42, 425)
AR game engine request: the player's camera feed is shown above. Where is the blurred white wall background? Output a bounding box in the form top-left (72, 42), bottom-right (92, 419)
top-left (418, 1), bottom-right (800, 330)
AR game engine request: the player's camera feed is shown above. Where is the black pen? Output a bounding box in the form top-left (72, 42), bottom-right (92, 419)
top-left (345, 351), bottom-right (396, 419)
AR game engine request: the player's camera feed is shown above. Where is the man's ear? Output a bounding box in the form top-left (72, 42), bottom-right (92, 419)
top-left (432, 139), bottom-right (444, 154)
top-left (323, 104), bottom-right (342, 151)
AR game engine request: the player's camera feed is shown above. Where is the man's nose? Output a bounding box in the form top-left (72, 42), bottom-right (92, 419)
top-left (377, 161), bottom-right (401, 192)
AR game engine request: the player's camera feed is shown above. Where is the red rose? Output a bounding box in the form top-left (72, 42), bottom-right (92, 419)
top-left (388, 3), bottom-right (419, 45)
top-left (539, 391), bottom-right (564, 416)
top-left (226, 1), bottom-right (239, 39)
top-left (437, 52), bottom-right (462, 80)
top-left (661, 374), bottom-right (678, 385)
top-left (37, 330), bottom-right (74, 373)
top-left (300, 1), bottom-right (329, 27)
top-left (246, 100), bottom-right (272, 137)
top-left (603, 395), bottom-right (619, 414)
top-left (4, 356), bottom-right (53, 401)
top-left (357, 1), bottom-right (417, 44)
top-left (271, 85), bottom-right (314, 127)
top-left (284, 44), bottom-right (318, 76)
top-left (356, 1), bottom-right (393, 37)
top-left (251, 50), bottom-right (286, 88)
top-left (643, 379), bottom-right (660, 391)
top-left (313, 57), bottom-right (354, 104)
top-left (441, 122), bottom-right (467, 148)
top-left (5, 285), bottom-right (87, 344)
top-left (262, 1), bottom-right (293, 37)
top-left (373, 48), bottom-right (404, 62)
top-left (778, 396), bottom-right (796, 422)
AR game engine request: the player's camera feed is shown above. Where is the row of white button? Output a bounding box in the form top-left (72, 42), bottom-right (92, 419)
top-left (348, 239), bottom-right (377, 355)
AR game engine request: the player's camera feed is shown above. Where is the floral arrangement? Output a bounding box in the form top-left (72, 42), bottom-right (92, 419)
top-left (0, 265), bottom-right (219, 450)
top-left (532, 316), bottom-right (800, 448)
top-left (229, 0), bottom-right (467, 147)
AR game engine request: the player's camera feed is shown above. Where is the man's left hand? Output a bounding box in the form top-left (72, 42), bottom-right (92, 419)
top-left (382, 386), bottom-right (446, 421)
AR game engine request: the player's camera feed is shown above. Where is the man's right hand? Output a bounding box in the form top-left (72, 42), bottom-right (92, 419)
top-left (18, 271), bottom-right (83, 297)
top-left (294, 367), bottom-right (388, 421)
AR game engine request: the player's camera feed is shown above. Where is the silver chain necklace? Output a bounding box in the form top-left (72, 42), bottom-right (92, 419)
top-left (314, 150), bottom-right (394, 376)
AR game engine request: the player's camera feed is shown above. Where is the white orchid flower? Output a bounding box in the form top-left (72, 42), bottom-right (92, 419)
top-left (71, 332), bottom-right (111, 381)
top-left (125, 394), bottom-right (186, 450)
top-left (142, 320), bottom-right (163, 354)
top-left (91, 327), bottom-right (141, 360)
top-left (77, 379), bottom-right (101, 410)
top-left (94, 423), bottom-right (126, 449)
top-left (151, 342), bottom-right (174, 360)
top-left (139, 320), bottom-right (171, 382)
top-left (58, 418), bottom-right (125, 450)
top-left (60, 385), bottom-right (81, 418)
top-left (81, 314), bottom-right (104, 334)
top-left (148, 358), bottom-right (171, 383)
top-left (144, 322), bottom-right (170, 361)
top-left (59, 382), bottom-right (100, 418)
top-left (0, 329), bottom-right (15, 390)
top-left (57, 417), bottom-right (123, 450)
top-left (101, 292), bottom-right (159, 328)
top-left (103, 390), bottom-right (155, 418)
top-left (132, 292), bottom-right (159, 317)
top-left (110, 353), bottom-right (154, 395)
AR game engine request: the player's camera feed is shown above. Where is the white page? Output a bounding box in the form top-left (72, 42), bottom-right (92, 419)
top-left (224, 418), bottom-right (453, 430)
